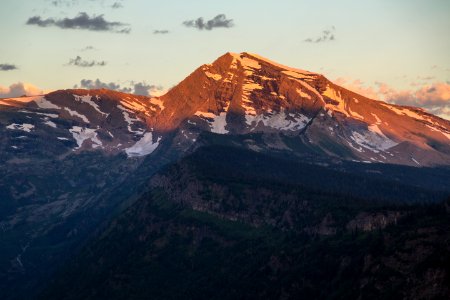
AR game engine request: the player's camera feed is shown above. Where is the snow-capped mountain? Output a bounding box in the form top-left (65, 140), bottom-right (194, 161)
top-left (2, 52), bottom-right (450, 166)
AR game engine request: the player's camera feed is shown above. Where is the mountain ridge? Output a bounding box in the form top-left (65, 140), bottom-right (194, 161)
top-left (1, 51), bottom-right (450, 166)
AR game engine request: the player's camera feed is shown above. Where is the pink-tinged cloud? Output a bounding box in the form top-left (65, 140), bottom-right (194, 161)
top-left (335, 78), bottom-right (450, 120)
top-left (379, 82), bottom-right (450, 120)
top-left (0, 82), bottom-right (50, 98)
top-left (334, 78), bottom-right (380, 100)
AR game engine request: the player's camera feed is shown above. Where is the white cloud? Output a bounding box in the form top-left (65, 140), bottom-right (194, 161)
top-left (0, 82), bottom-right (49, 98)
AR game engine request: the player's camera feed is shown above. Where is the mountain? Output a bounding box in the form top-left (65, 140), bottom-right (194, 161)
top-left (2, 52), bottom-right (450, 166)
top-left (154, 52), bottom-right (450, 166)
top-left (1, 52), bottom-right (450, 299)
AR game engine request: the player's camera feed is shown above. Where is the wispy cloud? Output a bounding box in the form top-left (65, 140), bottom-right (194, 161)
top-left (304, 26), bottom-right (336, 43)
top-left (49, 0), bottom-right (78, 7)
top-left (74, 79), bottom-right (165, 96)
top-left (417, 75), bottom-right (435, 81)
top-left (183, 14), bottom-right (234, 30)
top-left (48, 0), bottom-right (123, 9)
top-left (0, 64), bottom-right (18, 71)
top-left (26, 12), bottom-right (130, 33)
top-left (154, 30), bottom-right (169, 34)
top-left (67, 56), bottom-right (106, 67)
top-left (80, 45), bottom-right (96, 51)
top-left (111, 2), bottom-right (123, 9)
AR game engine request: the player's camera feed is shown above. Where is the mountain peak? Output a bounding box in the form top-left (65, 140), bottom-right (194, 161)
top-left (225, 52), bottom-right (316, 76)
top-left (148, 52), bottom-right (450, 166)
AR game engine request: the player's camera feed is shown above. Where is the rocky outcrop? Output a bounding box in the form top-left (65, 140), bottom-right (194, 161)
top-left (346, 211), bottom-right (403, 232)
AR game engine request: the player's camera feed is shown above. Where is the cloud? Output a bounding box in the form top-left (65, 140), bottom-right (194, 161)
top-left (392, 84), bottom-right (450, 120)
top-left (26, 12), bottom-right (130, 33)
top-left (49, 0), bottom-right (78, 7)
top-left (304, 26), bottom-right (336, 43)
top-left (67, 56), bottom-right (106, 67)
top-left (417, 75), bottom-right (435, 81)
top-left (153, 30), bottom-right (169, 34)
top-left (383, 82), bottom-right (450, 116)
top-left (0, 82), bottom-right (47, 98)
top-left (111, 2), bottom-right (123, 9)
top-left (76, 79), bottom-right (121, 90)
top-left (80, 45), bottom-right (95, 51)
top-left (0, 64), bottom-right (18, 71)
top-left (74, 79), bottom-right (165, 96)
top-left (335, 77), bottom-right (450, 120)
top-left (334, 78), bottom-right (379, 100)
top-left (183, 14), bottom-right (234, 30)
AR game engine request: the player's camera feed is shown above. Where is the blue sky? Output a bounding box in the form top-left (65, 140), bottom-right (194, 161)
top-left (1, 0), bottom-right (449, 117)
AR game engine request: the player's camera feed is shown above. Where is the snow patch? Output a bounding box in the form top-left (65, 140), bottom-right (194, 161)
top-left (6, 123), bottom-right (34, 132)
top-left (381, 103), bottom-right (426, 121)
top-left (125, 132), bottom-right (160, 157)
top-left (327, 109), bottom-right (333, 117)
top-left (44, 120), bottom-right (57, 128)
top-left (73, 94), bottom-right (107, 116)
top-left (64, 108), bottom-right (89, 123)
top-left (195, 111), bottom-right (216, 119)
top-left (282, 70), bottom-right (311, 80)
top-left (350, 127), bottom-right (397, 153)
top-left (426, 125), bottom-right (450, 140)
top-left (34, 97), bottom-right (60, 109)
top-left (242, 53), bottom-right (313, 76)
top-left (246, 110), bottom-right (310, 131)
top-left (120, 98), bottom-right (147, 112)
top-left (210, 112), bottom-right (228, 134)
top-left (117, 104), bottom-right (134, 113)
top-left (411, 157), bottom-right (421, 166)
top-left (121, 110), bottom-right (144, 135)
top-left (298, 80), bottom-right (323, 101)
top-left (348, 107), bottom-right (364, 120)
top-left (69, 126), bottom-right (101, 149)
top-left (19, 110), bottom-right (58, 118)
top-left (323, 86), bottom-right (350, 117)
top-left (296, 88), bottom-right (311, 99)
top-left (371, 113), bottom-right (382, 124)
top-left (205, 71), bottom-right (222, 81)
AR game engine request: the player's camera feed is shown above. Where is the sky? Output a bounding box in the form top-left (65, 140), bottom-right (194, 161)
top-left (1, 0), bottom-right (449, 118)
